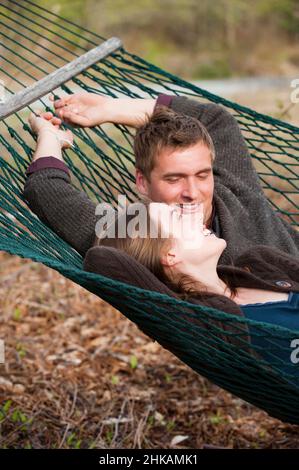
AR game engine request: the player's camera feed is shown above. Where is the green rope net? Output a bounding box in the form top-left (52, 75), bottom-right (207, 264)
top-left (0, 0), bottom-right (299, 424)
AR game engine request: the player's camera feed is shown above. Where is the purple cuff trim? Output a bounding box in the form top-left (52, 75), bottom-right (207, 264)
top-left (154, 94), bottom-right (173, 111)
top-left (26, 157), bottom-right (70, 176)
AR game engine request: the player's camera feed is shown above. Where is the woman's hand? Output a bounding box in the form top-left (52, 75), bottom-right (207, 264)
top-left (29, 111), bottom-right (73, 149)
top-left (51, 93), bottom-right (107, 127)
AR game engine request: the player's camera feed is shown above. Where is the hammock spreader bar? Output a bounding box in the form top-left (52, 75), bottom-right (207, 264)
top-left (0, 37), bottom-right (122, 120)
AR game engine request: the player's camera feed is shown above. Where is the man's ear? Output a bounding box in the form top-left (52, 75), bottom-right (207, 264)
top-left (136, 169), bottom-right (150, 196)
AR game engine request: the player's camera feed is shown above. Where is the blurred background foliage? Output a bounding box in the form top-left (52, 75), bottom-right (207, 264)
top-left (11, 0), bottom-right (299, 79)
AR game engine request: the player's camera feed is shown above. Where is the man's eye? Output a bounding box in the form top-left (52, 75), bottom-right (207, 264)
top-left (166, 178), bottom-right (180, 183)
top-left (197, 174), bottom-right (209, 179)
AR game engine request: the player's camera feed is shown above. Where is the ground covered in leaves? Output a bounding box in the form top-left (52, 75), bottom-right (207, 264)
top-left (0, 252), bottom-right (298, 449)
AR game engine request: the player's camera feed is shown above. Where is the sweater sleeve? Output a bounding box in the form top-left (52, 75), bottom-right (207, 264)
top-left (167, 95), bottom-right (263, 192)
top-left (236, 245), bottom-right (299, 284)
top-left (23, 167), bottom-right (97, 257)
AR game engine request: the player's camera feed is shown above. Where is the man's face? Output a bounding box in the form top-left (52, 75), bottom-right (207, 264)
top-left (136, 141), bottom-right (214, 225)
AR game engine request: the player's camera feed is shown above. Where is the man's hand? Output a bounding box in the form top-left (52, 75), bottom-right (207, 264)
top-left (51, 93), bottom-right (156, 128)
top-left (29, 111), bottom-right (73, 149)
top-left (51, 93), bottom-right (107, 127)
top-left (29, 111), bottom-right (61, 133)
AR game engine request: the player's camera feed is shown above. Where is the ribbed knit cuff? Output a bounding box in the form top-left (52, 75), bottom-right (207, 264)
top-left (26, 156), bottom-right (70, 176)
top-left (154, 94), bottom-right (173, 111)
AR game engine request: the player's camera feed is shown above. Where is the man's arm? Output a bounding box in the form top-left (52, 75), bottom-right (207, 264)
top-left (53, 93), bottom-right (156, 128)
top-left (24, 167), bottom-right (97, 257)
top-left (23, 113), bottom-right (98, 257)
top-left (54, 93), bottom-right (262, 190)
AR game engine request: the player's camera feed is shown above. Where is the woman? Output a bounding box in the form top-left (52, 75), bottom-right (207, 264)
top-left (25, 112), bottom-right (299, 380)
top-left (94, 199), bottom-right (299, 384)
top-left (95, 199), bottom-right (296, 304)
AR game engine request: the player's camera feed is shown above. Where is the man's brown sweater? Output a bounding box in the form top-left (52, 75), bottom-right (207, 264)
top-left (23, 95), bottom-right (299, 306)
top-left (23, 95), bottom-right (299, 264)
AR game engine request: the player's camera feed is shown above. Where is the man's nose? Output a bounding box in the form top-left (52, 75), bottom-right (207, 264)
top-left (181, 178), bottom-right (200, 202)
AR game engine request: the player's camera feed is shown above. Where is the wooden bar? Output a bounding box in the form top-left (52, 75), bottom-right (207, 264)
top-left (0, 37), bottom-right (122, 120)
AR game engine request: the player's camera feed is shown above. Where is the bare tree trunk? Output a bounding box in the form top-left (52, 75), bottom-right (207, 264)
top-left (224, 0), bottom-right (236, 50)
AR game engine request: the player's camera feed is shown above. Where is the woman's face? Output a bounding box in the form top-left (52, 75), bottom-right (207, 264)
top-left (149, 202), bottom-right (226, 267)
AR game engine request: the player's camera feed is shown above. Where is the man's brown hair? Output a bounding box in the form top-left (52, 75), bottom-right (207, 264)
top-left (134, 106), bottom-right (215, 180)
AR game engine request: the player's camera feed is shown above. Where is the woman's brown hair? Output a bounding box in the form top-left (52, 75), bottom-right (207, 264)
top-left (95, 200), bottom-right (238, 300)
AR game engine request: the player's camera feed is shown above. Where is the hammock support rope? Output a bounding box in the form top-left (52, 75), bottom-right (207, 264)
top-left (0, 0), bottom-right (299, 424)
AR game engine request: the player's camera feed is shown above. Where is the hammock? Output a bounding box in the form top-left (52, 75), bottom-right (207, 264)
top-left (0, 0), bottom-right (299, 424)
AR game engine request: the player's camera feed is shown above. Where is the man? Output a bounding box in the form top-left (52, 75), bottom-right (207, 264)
top-left (23, 93), bottom-right (299, 265)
